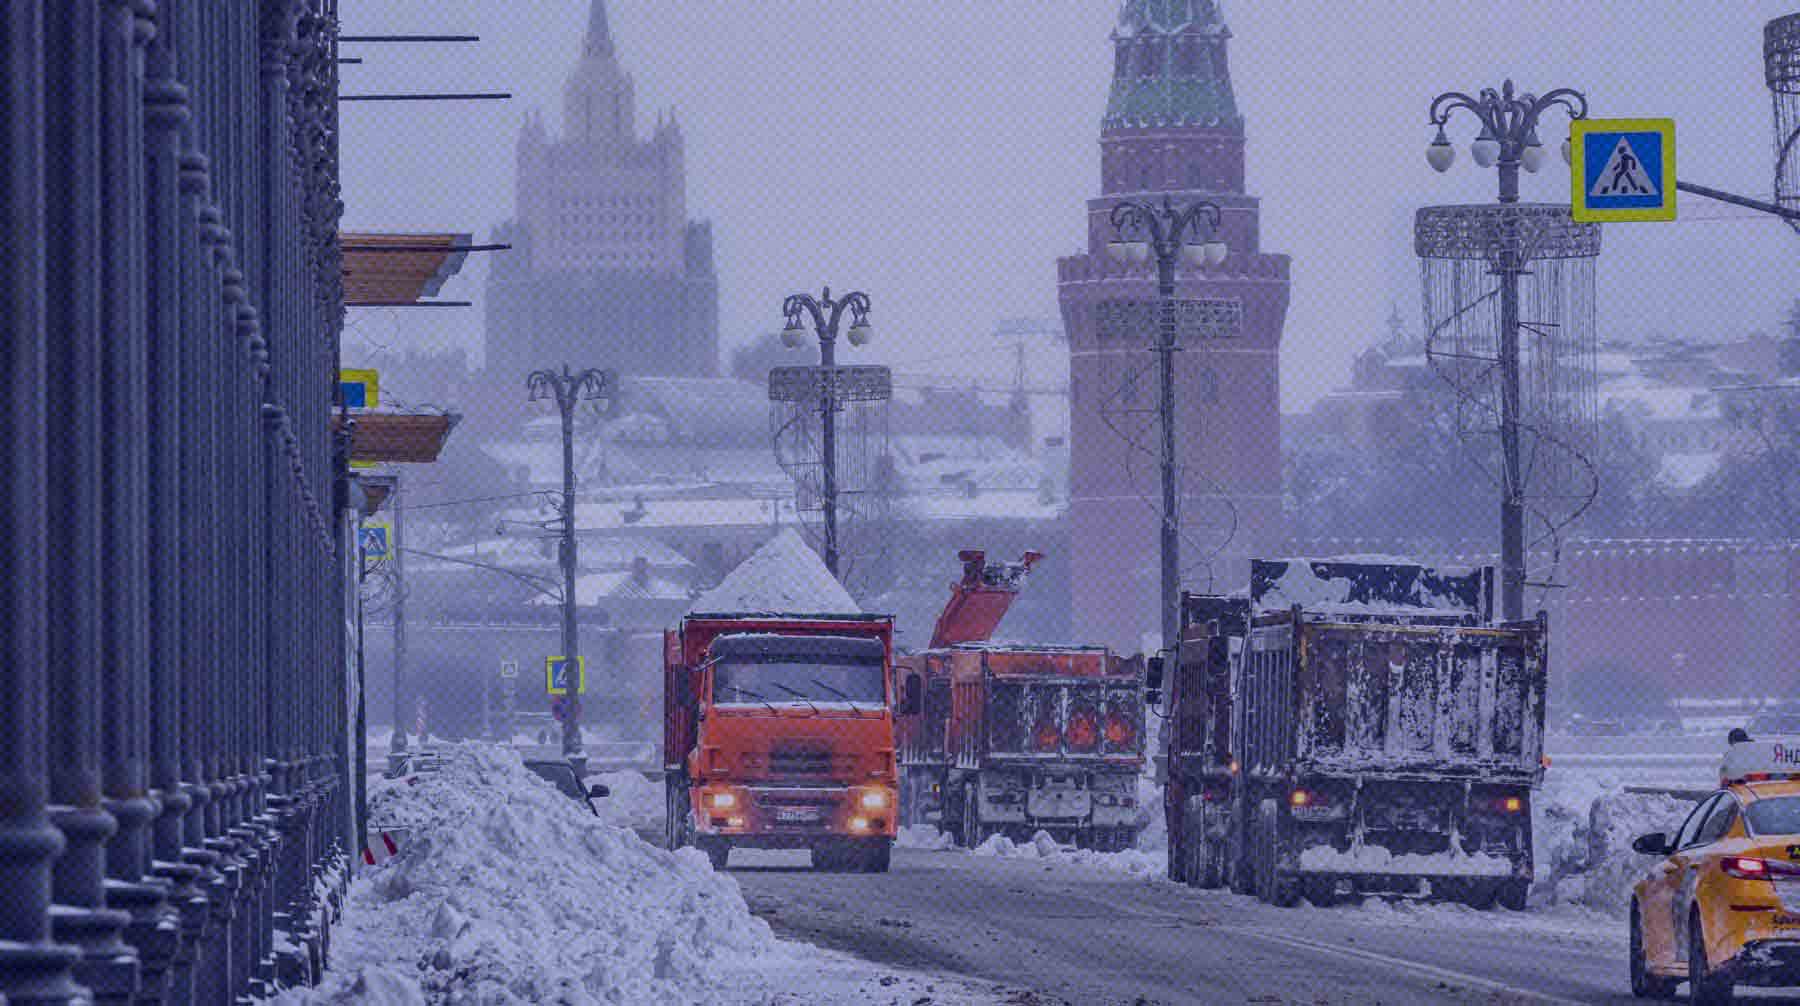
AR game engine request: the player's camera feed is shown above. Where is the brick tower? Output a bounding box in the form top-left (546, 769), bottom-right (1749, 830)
top-left (1057, 0), bottom-right (1291, 652)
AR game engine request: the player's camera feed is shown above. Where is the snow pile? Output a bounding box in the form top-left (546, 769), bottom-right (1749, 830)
top-left (971, 830), bottom-right (1166, 879)
top-left (894, 826), bottom-right (956, 851)
top-left (1298, 844), bottom-right (1511, 877)
top-left (1530, 768), bottom-right (1695, 915)
top-left (270, 744), bottom-right (776, 1005)
top-left (690, 528), bottom-right (859, 615)
top-left (1132, 774), bottom-right (1166, 853)
top-left (590, 770), bottom-right (665, 833)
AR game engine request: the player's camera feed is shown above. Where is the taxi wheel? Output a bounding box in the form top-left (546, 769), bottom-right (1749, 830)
top-left (1497, 880), bottom-right (1529, 912)
top-left (1629, 902), bottom-right (1678, 999)
top-left (1687, 909), bottom-right (1735, 1005)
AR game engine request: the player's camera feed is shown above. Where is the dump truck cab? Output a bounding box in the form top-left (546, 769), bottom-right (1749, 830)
top-left (665, 613), bottom-right (899, 873)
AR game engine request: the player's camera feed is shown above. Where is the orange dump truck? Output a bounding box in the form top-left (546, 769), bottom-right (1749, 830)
top-left (664, 612), bottom-right (899, 872)
top-left (895, 551), bottom-right (1147, 851)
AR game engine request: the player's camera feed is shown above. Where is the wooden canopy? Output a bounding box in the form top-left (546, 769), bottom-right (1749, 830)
top-left (333, 411), bottom-right (459, 464)
top-left (340, 232), bottom-right (471, 305)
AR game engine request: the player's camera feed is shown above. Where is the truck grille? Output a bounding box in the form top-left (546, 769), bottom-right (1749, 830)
top-left (768, 743), bottom-right (833, 776)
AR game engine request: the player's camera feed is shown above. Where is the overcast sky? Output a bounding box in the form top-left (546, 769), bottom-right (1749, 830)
top-left (339, 1), bottom-right (1800, 412)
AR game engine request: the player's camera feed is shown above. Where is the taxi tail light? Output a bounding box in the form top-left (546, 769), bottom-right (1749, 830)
top-left (1716, 856), bottom-right (1800, 881)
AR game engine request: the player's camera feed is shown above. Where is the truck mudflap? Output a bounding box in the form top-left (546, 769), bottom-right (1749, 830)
top-left (966, 766), bottom-right (1140, 850)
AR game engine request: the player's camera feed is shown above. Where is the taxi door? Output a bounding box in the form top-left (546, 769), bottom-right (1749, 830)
top-left (1674, 795), bottom-right (1742, 968)
top-left (1641, 793), bottom-right (1720, 968)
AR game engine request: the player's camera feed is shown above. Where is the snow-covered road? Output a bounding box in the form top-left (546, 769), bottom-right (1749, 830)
top-left (732, 845), bottom-right (1800, 1005)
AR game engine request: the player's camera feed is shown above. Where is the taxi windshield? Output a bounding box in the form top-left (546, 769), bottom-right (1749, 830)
top-left (1745, 796), bottom-right (1800, 836)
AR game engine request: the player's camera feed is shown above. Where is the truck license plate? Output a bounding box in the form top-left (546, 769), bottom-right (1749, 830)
top-left (775, 808), bottom-right (820, 823)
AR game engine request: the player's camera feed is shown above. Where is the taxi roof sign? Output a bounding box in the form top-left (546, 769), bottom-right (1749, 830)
top-left (1720, 737), bottom-right (1800, 785)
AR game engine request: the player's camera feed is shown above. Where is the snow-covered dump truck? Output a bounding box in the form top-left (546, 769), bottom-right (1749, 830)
top-left (896, 550), bottom-right (1147, 851)
top-left (1159, 558), bottom-right (1548, 908)
top-left (663, 530), bottom-right (900, 873)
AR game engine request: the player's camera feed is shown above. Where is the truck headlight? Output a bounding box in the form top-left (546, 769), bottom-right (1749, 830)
top-left (708, 792), bottom-right (737, 810)
top-left (859, 789), bottom-right (892, 811)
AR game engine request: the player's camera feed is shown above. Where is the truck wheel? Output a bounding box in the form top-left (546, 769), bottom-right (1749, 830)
top-left (664, 782), bottom-right (690, 850)
top-left (697, 838), bottom-right (729, 871)
top-left (810, 843), bottom-right (841, 872)
top-left (1167, 822), bottom-right (1189, 884)
top-left (861, 838), bottom-right (893, 874)
top-left (1302, 877), bottom-right (1338, 908)
top-left (959, 788), bottom-right (983, 849)
top-left (1497, 879), bottom-right (1528, 912)
top-left (1255, 803), bottom-right (1300, 908)
top-left (1197, 837), bottom-right (1225, 889)
top-left (1688, 909), bottom-right (1735, 1005)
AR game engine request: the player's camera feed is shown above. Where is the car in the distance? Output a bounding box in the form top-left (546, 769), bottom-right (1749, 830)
top-left (1627, 737), bottom-right (1800, 1003)
top-left (523, 758), bottom-right (610, 816)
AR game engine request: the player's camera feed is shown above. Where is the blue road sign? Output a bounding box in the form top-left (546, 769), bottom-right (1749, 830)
top-left (546, 655), bottom-right (586, 696)
top-left (1571, 118), bottom-right (1676, 222)
top-left (358, 524), bottom-right (390, 559)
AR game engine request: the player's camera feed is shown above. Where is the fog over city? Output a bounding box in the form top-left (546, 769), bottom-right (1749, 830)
top-left (342, 1), bottom-right (1800, 409)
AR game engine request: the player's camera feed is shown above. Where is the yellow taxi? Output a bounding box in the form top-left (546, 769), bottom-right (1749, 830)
top-left (1629, 738), bottom-right (1800, 1003)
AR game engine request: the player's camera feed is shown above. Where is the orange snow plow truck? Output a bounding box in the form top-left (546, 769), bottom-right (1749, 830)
top-left (664, 612), bottom-right (900, 872)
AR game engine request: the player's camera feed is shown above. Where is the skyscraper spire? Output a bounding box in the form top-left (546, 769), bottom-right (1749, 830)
top-left (585, 0), bottom-right (613, 57)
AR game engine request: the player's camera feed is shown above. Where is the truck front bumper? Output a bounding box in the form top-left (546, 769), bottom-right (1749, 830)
top-left (693, 783), bottom-right (896, 845)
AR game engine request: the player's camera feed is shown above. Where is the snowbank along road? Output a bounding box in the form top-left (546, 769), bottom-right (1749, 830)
top-left (731, 841), bottom-right (1800, 1005)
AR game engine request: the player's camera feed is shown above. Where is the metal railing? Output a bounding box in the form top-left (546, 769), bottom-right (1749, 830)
top-left (3, 2), bottom-right (352, 1002)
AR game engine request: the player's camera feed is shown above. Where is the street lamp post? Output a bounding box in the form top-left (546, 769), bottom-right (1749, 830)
top-left (1426, 80), bottom-right (1588, 623)
top-left (527, 364), bottom-right (611, 763)
top-left (779, 288), bottom-right (874, 578)
top-left (1105, 198), bottom-right (1229, 656)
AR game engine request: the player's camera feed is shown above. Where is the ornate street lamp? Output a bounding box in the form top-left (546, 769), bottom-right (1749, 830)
top-left (1424, 80), bottom-right (1591, 623)
top-left (778, 287), bottom-right (873, 578)
top-left (526, 364), bottom-right (612, 763)
top-left (1106, 196), bottom-right (1227, 655)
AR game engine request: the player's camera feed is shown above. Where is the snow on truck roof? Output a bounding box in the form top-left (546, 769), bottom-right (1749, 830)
top-left (687, 528), bottom-right (860, 616)
top-left (1720, 737), bottom-right (1800, 785)
top-left (1250, 558), bottom-right (1489, 618)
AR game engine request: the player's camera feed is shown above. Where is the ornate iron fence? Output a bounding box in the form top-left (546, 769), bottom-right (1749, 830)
top-left (3, 2), bottom-right (352, 1002)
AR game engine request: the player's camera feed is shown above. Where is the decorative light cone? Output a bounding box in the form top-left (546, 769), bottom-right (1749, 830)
top-left (1521, 143), bottom-right (1546, 173)
top-left (1561, 137), bottom-right (1573, 165)
top-left (1202, 240), bottom-right (1228, 268)
top-left (846, 321), bottom-right (872, 347)
top-left (1471, 124), bottom-right (1501, 168)
top-left (1427, 126), bottom-right (1456, 173)
top-left (780, 325), bottom-right (805, 349)
top-left (1181, 242), bottom-right (1209, 266)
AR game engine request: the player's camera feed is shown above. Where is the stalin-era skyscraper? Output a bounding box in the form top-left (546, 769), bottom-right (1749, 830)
top-left (486, 1), bottom-right (720, 377)
top-left (1057, 0), bottom-right (1292, 652)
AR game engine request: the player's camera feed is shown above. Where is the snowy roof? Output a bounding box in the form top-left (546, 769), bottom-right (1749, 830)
top-left (1657, 451), bottom-right (1721, 490)
top-left (1599, 378), bottom-right (1721, 422)
top-left (688, 528), bottom-right (859, 615)
top-left (531, 570), bottom-right (692, 606)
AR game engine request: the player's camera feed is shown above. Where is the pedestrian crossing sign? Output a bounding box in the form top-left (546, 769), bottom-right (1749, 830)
top-left (339, 368), bottom-right (380, 410)
top-left (1570, 118), bottom-right (1676, 222)
top-left (546, 656), bottom-right (585, 696)
top-left (358, 523), bottom-right (391, 560)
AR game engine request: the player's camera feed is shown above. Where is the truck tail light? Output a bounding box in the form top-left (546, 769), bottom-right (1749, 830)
top-left (1034, 722), bottom-right (1060, 752)
top-left (1104, 714), bottom-right (1135, 747)
top-left (1290, 789), bottom-right (1312, 808)
top-left (1066, 714), bottom-right (1098, 750)
top-left (1473, 793), bottom-right (1526, 815)
top-left (1723, 856), bottom-right (1771, 880)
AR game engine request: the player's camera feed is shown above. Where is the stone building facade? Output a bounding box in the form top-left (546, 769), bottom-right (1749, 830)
top-left (1057, 0), bottom-right (1292, 651)
top-left (485, 1), bottom-right (719, 377)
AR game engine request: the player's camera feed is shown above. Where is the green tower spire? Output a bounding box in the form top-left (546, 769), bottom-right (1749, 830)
top-left (1105, 0), bottom-right (1240, 130)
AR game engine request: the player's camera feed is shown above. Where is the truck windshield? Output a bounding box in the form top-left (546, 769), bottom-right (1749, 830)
top-left (1746, 797), bottom-right (1800, 837)
top-left (714, 661), bottom-right (884, 705)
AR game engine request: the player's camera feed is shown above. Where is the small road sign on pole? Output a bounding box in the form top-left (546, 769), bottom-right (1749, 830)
top-left (1571, 118), bottom-right (1676, 222)
top-left (546, 655), bottom-right (585, 696)
top-left (358, 523), bottom-right (391, 560)
top-left (499, 660), bottom-right (519, 679)
top-left (340, 368), bottom-right (381, 409)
